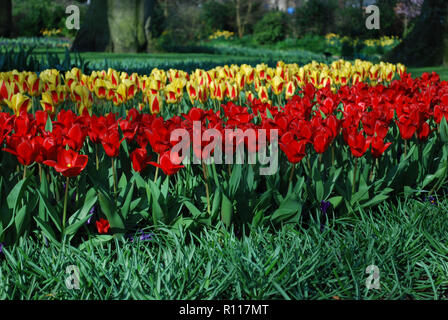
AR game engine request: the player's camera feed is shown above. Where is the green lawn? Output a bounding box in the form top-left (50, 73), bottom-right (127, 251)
top-left (1, 196), bottom-right (448, 299)
top-left (28, 46), bottom-right (448, 80)
top-left (408, 66), bottom-right (448, 81)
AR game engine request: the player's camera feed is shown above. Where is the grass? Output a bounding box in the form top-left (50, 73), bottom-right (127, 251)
top-left (408, 66), bottom-right (448, 81)
top-left (1, 195), bottom-right (448, 300)
top-left (32, 47), bottom-right (448, 81)
top-left (3, 42), bottom-right (448, 300)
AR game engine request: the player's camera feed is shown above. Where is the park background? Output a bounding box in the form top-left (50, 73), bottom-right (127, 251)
top-left (0, 0), bottom-right (446, 77)
top-left (1, 0), bottom-right (448, 300)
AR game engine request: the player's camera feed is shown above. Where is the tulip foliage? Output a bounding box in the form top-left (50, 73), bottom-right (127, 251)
top-left (0, 60), bottom-right (446, 246)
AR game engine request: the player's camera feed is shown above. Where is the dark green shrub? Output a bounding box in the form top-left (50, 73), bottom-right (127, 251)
top-left (200, 0), bottom-right (234, 38)
top-left (335, 0), bottom-right (402, 39)
top-left (12, 0), bottom-right (68, 37)
top-left (254, 11), bottom-right (288, 45)
top-left (295, 0), bottom-right (338, 36)
top-left (335, 6), bottom-right (366, 38)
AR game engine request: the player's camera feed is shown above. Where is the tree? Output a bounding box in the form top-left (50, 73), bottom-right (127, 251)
top-left (233, 0), bottom-right (263, 38)
top-left (386, 0), bottom-right (448, 67)
top-left (394, 0), bottom-right (424, 36)
top-left (0, 0), bottom-right (12, 37)
top-left (72, 0), bottom-right (156, 53)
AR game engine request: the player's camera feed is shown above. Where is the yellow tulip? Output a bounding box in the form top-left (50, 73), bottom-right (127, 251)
top-left (285, 81), bottom-right (295, 100)
top-left (271, 75), bottom-right (284, 95)
top-left (258, 86), bottom-right (269, 103)
top-left (6, 93), bottom-right (31, 115)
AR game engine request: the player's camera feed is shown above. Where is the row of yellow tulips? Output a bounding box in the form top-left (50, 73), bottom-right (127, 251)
top-left (0, 59), bottom-right (406, 115)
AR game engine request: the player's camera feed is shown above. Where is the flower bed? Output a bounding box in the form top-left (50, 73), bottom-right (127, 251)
top-left (0, 60), bottom-right (446, 247)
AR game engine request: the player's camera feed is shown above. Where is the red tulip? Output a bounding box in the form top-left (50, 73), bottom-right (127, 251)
top-left (313, 129), bottom-right (332, 154)
top-left (65, 124), bottom-right (86, 151)
top-left (13, 113), bottom-right (36, 138)
top-left (417, 121), bottom-right (431, 141)
top-left (100, 129), bottom-right (124, 158)
top-left (88, 115), bottom-right (107, 144)
top-left (149, 151), bottom-right (184, 175)
top-left (43, 148), bottom-right (88, 177)
top-left (279, 132), bottom-right (307, 164)
top-left (347, 130), bottom-right (370, 158)
top-left (130, 147), bottom-right (152, 172)
top-left (397, 113), bottom-right (418, 140)
top-left (4, 136), bottom-right (41, 166)
top-left (370, 136), bottom-right (392, 158)
top-left (144, 118), bottom-right (171, 154)
top-left (96, 218), bottom-right (110, 234)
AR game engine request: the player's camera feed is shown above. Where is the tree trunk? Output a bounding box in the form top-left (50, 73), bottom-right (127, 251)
top-left (236, 0), bottom-right (243, 38)
top-left (386, 0), bottom-right (448, 67)
top-left (72, 0), bottom-right (111, 52)
top-left (0, 0), bottom-right (12, 37)
top-left (72, 0), bottom-right (155, 53)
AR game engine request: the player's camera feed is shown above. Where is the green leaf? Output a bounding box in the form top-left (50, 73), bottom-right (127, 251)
top-left (7, 176), bottom-right (31, 212)
top-left (361, 193), bottom-right (391, 209)
top-left (266, 107), bottom-right (274, 120)
top-left (221, 193), bottom-right (233, 227)
top-left (64, 214), bottom-right (92, 239)
top-left (183, 201), bottom-right (203, 219)
top-left (78, 235), bottom-right (114, 251)
top-left (68, 188), bottom-right (97, 225)
top-left (37, 190), bottom-right (62, 233)
top-left (121, 181), bottom-right (135, 220)
top-left (421, 161), bottom-right (447, 189)
top-left (211, 191), bottom-right (221, 221)
top-left (45, 114), bottom-right (53, 132)
top-left (228, 164), bottom-right (242, 198)
top-left (328, 196), bottom-right (343, 208)
top-left (270, 193), bottom-right (302, 223)
top-left (118, 173), bottom-right (128, 191)
top-left (14, 205), bottom-right (28, 238)
top-left (316, 181), bottom-right (324, 202)
top-left (439, 116), bottom-right (448, 143)
top-left (34, 217), bottom-right (59, 244)
top-left (148, 180), bottom-right (164, 225)
top-left (98, 191), bottom-right (125, 233)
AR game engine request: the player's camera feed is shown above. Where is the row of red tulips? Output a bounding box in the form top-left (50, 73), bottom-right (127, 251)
top-left (0, 71), bottom-right (447, 245)
top-left (0, 71), bottom-right (445, 176)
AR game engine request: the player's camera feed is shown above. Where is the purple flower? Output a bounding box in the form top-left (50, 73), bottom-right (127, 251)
top-left (320, 200), bottom-right (331, 214)
top-left (421, 195), bottom-right (437, 206)
top-left (129, 230), bottom-right (154, 242)
top-left (43, 235), bottom-right (49, 247)
top-left (426, 196), bottom-right (437, 205)
top-left (140, 232), bottom-right (154, 241)
top-left (87, 205), bottom-right (96, 225)
top-left (0, 243), bottom-right (3, 254)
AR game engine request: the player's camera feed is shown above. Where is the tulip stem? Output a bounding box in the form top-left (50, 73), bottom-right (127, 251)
top-left (369, 159), bottom-right (375, 183)
top-left (154, 154), bottom-right (160, 183)
top-left (352, 158), bottom-right (358, 194)
top-left (23, 165), bottom-right (27, 180)
top-left (95, 144), bottom-right (99, 170)
top-left (112, 158), bottom-right (117, 200)
top-left (62, 176), bottom-right (69, 236)
top-left (307, 155), bottom-right (311, 173)
top-left (289, 163), bottom-right (296, 189)
top-left (331, 145), bottom-right (335, 166)
top-left (404, 140), bottom-right (407, 156)
top-left (202, 162), bottom-right (211, 215)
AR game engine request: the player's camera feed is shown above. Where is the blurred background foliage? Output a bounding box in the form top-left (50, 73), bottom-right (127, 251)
top-left (1, 0), bottom-right (418, 45)
top-left (0, 0), bottom-right (446, 66)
